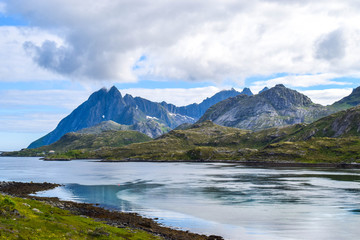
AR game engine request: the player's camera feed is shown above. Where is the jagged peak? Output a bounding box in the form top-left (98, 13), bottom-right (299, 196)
top-left (87, 87), bottom-right (108, 100)
top-left (124, 93), bottom-right (134, 99)
top-left (108, 85), bottom-right (119, 94)
top-left (241, 87), bottom-right (253, 96)
top-left (261, 83), bottom-right (313, 107)
top-left (267, 84), bottom-right (298, 94)
top-left (259, 87), bottom-right (269, 94)
top-left (109, 85), bottom-right (119, 91)
top-left (220, 88), bottom-right (238, 93)
top-left (351, 86), bottom-right (360, 94)
top-left (107, 85), bottom-right (122, 98)
top-left (274, 84), bottom-right (286, 88)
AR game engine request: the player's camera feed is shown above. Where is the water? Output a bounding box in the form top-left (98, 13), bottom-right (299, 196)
top-left (1, 157), bottom-right (360, 239)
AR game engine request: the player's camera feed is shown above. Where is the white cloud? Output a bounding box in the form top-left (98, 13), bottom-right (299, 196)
top-left (3, 0), bottom-right (360, 85)
top-left (300, 88), bottom-right (353, 105)
top-left (0, 26), bottom-right (65, 82)
top-left (315, 29), bottom-right (346, 61)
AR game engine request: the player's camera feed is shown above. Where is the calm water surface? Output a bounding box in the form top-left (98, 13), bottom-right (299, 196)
top-left (1, 157), bottom-right (360, 240)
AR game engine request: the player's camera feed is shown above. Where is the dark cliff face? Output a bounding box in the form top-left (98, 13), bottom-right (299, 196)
top-left (199, 84), bottom-right (331, 131)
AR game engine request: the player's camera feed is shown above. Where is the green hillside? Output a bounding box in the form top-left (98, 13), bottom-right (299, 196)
top-left (285, 105), bottom-right (360, 141)
top-left (3, 130), bottom-right (152, 159)
top-left (87, 121), bottom-right (302, 161)
top-left (5, 106), bottom-right (360, 164)
top-left (87, 106), bottom-right (360, 163)
top-left (331, 86), bottom-right (360, 110)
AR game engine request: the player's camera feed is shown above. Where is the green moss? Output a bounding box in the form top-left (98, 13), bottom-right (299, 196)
top-left (0, 194), bottom-right (162, 240)
top-left (251, 137), bottom-right (360, 163)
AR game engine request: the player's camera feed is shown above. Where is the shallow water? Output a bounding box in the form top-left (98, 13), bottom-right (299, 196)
top-left (1, 157), bottom-right (360, 239)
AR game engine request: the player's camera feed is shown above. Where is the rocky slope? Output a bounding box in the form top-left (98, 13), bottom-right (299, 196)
top-left (198, 84), bottom-right (332, 131)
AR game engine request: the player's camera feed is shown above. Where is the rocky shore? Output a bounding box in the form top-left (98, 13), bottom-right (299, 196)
top-left (0, 181), bottom-right (223, 240)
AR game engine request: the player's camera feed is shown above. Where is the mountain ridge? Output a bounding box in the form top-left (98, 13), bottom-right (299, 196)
top-left (28, 86), bottom-right (248, 148)
top-left (28, 84), bottom-right (360, 149)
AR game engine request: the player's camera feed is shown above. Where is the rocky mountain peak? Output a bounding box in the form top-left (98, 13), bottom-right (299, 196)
top-left (259, 87), bottom-right (269, 93)
top-left (87, 87), bottom-right (108, 101)
top-left (107, 86), bottom-right (122, 98)
top-left (123, 93), bottom-right (135, 105)
top-left (241, 87), bottom-right (253, 96)
top-left (198, 84), bottom-right (330, 131)
top-left (262, 84), bottom-right (313, 109)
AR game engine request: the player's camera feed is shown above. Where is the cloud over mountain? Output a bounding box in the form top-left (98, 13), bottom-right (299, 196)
top-left (3, 0), bottom-right (360, 84)
top-left (315, 29), bottom-right (346, 61)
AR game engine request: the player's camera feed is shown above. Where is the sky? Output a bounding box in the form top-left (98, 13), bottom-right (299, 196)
top-left (0, 0), bottom-right (359, 151)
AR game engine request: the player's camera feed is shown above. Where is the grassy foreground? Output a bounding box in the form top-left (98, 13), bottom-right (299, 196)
top-left (0, 193), bottom-right (161, 240)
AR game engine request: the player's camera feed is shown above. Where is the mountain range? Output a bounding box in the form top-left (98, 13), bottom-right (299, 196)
top-left (198, 84), bottom-right (332, 130)
top-left (28, 86), bottom-right (253, 148)
top-left (6, 84), bottom-right (360, 163)
top-left (28, 84), bottom-right (360, 149)
top-left (41, 104), bottom-right (360, 163)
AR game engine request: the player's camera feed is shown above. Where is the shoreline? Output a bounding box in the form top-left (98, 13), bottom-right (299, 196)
top-left (40, 157), bottom-right (360, 169)
top-left (102, 159), bottom-right (360, 169)
top-left (0, 181), bottom-right (223, 240)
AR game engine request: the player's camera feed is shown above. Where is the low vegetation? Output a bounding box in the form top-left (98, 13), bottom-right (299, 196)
top-left (3, 105), bottom-right (360, 164)
top-left (3, 130), bottom-right (152, 159)
top-left (0, 193), bottom-right (161, 240)
top-left (91, 106), bottom-right (360, 163)
top-left (250, 137), bottom-right (360, 163)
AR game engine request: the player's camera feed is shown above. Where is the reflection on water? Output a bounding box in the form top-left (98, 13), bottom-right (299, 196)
top-left (1, 157), bottom-right (360, 239)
